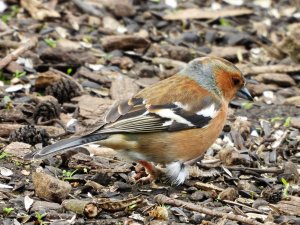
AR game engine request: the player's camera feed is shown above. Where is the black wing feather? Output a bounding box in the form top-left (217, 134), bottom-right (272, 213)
top-left (100, 97), bottom-right (221, 134)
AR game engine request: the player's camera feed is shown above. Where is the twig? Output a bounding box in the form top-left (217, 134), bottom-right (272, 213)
top-left (237, 64), bottom-right (300, 76)
top-left (0, 40), bottom-right (20, 48)
top-left (221, 199), bottom-right (264, 214)
top-left (198, 163), bottom-right (283, 174)
top-left (251, 37), bottom-right (284, 59)
top-left (37, 119), bottom-right (68, 133)
top-left (227, 166), bottom-right (283, 174)
top-left (152, 57), bottom-right (187, 70)
top-left (0, 29), bottom-right (14, 38)
top-left (0, 36), bottom-right (38, 69)
top-left (0, 137), bottom-right (9, 143)
top-left (72, 0), bottom-right (103, 17)
top-left (155, 194), bottom-right (263, 225)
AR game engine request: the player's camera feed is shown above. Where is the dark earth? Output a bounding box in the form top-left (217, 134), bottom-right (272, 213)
top-left (0, 0), bottom-right (300, 224)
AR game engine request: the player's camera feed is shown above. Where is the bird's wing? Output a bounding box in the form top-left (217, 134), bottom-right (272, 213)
top-left (100, 96), bottom-right (222, 134)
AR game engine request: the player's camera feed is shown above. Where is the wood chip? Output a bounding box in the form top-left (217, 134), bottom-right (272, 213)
top-left (101, 35), bottom-right (150, 51)
top-left (237, 64), bottom-right (300, 76)
top-left (270, 196), bottom-right (300, 216)
top-left (209, 46), bottom-right (247, 58)
top-left (4, 142), bottom-right (32, 158)
top-left (164, 7), bottom-right (253, 20)
top-left (110, 75), bottom-right (139, 100)
top-left (72, 95), bottom-right (114, 119)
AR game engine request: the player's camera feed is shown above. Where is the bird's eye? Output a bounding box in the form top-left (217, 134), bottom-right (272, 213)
top-left (232, 77), bottom-right (241, 86)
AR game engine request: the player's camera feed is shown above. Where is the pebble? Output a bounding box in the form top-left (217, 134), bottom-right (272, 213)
top-left (182, 32), bottom-right (199, 43)
top-left (190, 212), bottom-right (204, 224)
top-left (81, 80), bottom-right (102, 89)
top-left (4, 142), bottom-right (32, 158)
top-left (133, 63), bottom-right (159, 78)
top-left (189, 190), bottom-right (209, 201)
top-left (291, 117), bottom-right (300, 128)
top-left (32, 170), bottom-right (72, 203)
top-left (31, 200), bottom-right (63, 213)
top-left (114, 181), bottom-right (132, 192)
top-left (149, 220), bottom-right (168, 225)
top-left (91, 173), bottom-right (112, 186)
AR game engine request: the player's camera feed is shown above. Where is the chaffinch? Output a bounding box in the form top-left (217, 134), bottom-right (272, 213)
top-left (28, 56), bottom-right (252, 185)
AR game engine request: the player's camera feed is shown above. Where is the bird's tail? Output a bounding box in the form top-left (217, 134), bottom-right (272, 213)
top-left (25, 133), bottom-right (109, 160)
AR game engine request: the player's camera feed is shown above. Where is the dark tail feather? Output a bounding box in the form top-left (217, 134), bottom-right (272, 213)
top-left (25, 133), bottom-right (108, 160)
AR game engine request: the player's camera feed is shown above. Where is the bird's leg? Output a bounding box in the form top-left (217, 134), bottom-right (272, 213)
top-left (134, 160), bottom-right (158, 183)
top-left (185, 154), bottom-right (204, 166)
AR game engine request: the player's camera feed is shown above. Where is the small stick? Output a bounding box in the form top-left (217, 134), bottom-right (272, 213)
top-left (155, 194), bottom-right (263, 225)
top-left (0, 137), bottom-right (9, 143)
top-left (197, 163), bottom-right (283, 174)
top-left (221, 199), bottom-right (264, 214)
top-left (0, 40), bottom-right (20, 49)
top-left (0, 29), bottom-right (14, 38)
top-left (37, 119), bottom-right (68, 132)
top-left (0, 36), bottom-right (38, 69)
top-left (228, 166), bottom-right (283, 174)
top-left (238, 64), bottom-right (300, 76)
top-left (62, 199), bottom-right (98, 218)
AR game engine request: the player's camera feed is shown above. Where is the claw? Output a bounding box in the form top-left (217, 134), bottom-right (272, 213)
top-left (134, 160), bottom-right (158, 184)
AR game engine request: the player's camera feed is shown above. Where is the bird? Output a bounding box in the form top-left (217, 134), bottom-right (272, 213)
top-left (26, 56), bottom-right (253, 185)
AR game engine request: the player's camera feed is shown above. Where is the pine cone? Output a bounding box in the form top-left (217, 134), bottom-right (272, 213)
top-left (33, 100), bottom-right (60, 123)
top-left (9, 125), bottom-right (50, 146)
top-left (261, 186), bottom-right (282, 203)
top-left (45, 78), bottom-right (81, 104)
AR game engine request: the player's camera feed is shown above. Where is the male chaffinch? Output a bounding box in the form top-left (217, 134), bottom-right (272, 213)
top-left (27, 56), bottom-right (252, 185)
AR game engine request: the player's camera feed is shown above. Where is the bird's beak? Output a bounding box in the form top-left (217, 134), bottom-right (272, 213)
top-left (237, 87), bottom-right (253, 101)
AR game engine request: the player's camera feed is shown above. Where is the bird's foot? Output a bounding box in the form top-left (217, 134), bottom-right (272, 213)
top-left (134, 160), bottom-right (159, 185)
top-left (135, 173), bottom-right (156, 184)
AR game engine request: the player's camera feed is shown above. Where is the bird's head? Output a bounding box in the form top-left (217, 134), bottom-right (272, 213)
top-left (180, 56), bottom-right (253, 102)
